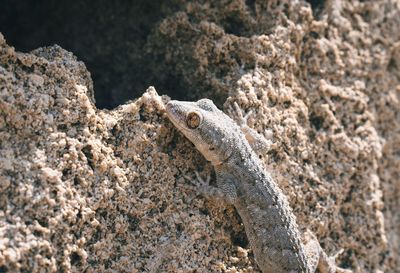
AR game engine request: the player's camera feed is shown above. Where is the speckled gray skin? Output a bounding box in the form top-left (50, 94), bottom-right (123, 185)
top-left (166, 99), bottom-right (351, 273)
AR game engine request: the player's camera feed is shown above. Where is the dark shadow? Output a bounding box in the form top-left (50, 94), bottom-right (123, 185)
top-left (0, 0), bottom-right (186, 109)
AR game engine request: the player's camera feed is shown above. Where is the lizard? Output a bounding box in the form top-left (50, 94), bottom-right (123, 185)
top-left (165, 98), bottom-right (351, 273)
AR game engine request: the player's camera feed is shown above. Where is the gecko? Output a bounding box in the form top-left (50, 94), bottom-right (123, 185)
top-left (165, 98), bottom-right (351, 273)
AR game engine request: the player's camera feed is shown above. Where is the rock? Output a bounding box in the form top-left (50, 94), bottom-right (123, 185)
top-left (0, 1), bottom-right (399, 272)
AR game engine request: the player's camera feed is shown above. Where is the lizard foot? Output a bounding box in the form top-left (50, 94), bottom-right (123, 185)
top-left (183, 171), bottom-right (210, 189)
top-left (184, 172), bottom-right (227, 201)
top-left (230, 102), bottom-right (272, 154)
top-left (304, 231), bottom-right (353, 273)
top-left (232, 102), bottom-right (253, 126)
top-left (318, 249), bottom-right (353, 273)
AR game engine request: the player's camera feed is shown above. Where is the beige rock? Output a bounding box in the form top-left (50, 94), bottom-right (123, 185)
top-left (0, 1), bottom-right (399, 272)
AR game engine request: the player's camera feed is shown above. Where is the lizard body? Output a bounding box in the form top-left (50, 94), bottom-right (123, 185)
top-left (165, 98), bottom-right (350, 273)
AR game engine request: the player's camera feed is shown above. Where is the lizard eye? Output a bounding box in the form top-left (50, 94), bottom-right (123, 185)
top-left (186, 112), bottom-right (202, 129)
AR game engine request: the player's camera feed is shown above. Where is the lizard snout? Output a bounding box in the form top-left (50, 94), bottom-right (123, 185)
top-left (165, 100), bottom-right (188, 127)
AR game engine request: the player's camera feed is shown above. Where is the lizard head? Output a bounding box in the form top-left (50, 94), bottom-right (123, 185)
top-left (166, 99), bottom-right (238, 165)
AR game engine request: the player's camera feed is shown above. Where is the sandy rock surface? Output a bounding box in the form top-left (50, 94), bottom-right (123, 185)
top-left (1, 1), bottom-right (399, 272)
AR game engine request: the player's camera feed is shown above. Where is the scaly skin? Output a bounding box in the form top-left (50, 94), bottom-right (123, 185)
top-left (165, 98), bottom-right (350, 273)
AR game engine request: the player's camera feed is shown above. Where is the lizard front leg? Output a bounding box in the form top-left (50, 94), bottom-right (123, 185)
top-left (230, 102), bottom-right (272, 155)
top-left (185, 171), bottom-right (237, 205)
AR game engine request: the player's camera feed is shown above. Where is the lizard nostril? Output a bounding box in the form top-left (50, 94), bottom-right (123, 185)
top-left (166, 102), bottom-right (173, 111)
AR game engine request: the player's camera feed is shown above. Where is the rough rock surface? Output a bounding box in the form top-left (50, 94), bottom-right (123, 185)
top-left (0, 0), bottom-right (399, 272)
